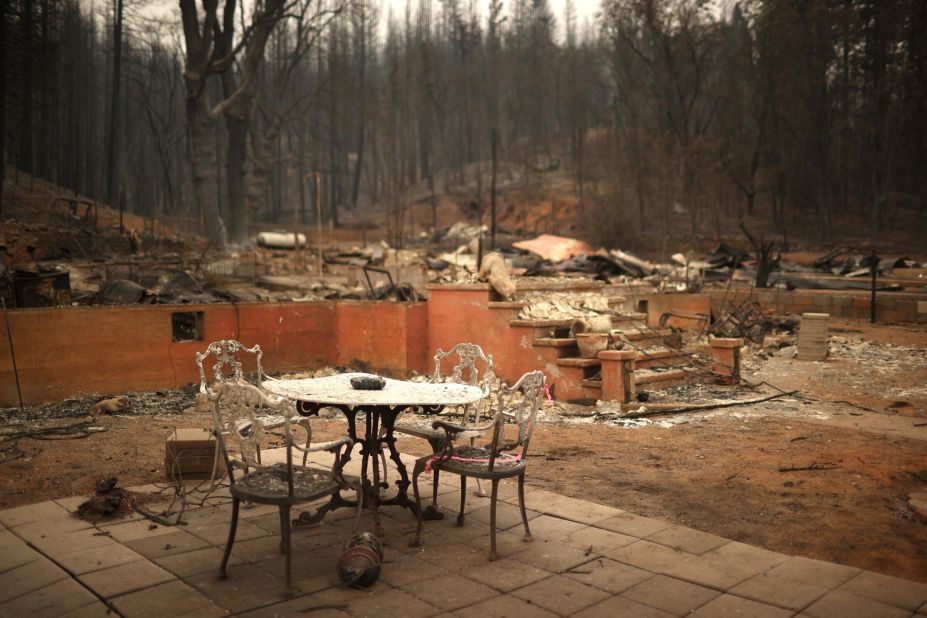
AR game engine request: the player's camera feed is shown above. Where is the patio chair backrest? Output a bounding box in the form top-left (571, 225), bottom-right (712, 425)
top-left (487, 370), bottom-right (546, 469)
top-left (432, 342), bottom-right (496, 425)
top-left (209, 381), bottom-right (298, 495)
top-left (195, 339), bottom-right (265, 394)
top-left (432, 342), bottom-right (495, 392)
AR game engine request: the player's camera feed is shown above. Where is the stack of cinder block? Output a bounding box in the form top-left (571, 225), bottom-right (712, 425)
top-left (798, 312), bottom-right (829, 361)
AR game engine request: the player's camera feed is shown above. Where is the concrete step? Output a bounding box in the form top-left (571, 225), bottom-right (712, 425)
top-left (634, 367), bottom-right (693, 391)
top-left (634, 347), bottom-right (696, 370)
top-left (534, 337), bottom-right (578, 348)
top-left (487, 301), bottom-right (527, 310)
top-left (533, 337), bottom-right (581, 359)
top-left (580, 378), bottom-right (603, 401)
top-left (487, 300), bottom-right (528, 320)
top-left (510, 318), bottom-right (574, 338)
top-left (557, 357), bottom-right (600, 368)
top-left (613, 328), bottom-right (683, 349)
top-left (556, 357), bottom-right (601, 380)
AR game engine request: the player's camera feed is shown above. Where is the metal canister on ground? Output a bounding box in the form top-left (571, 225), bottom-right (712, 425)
top-left (337, 532), bottom-right (383, 588)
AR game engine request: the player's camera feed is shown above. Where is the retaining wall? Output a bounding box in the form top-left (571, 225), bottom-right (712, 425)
top-left (4, 284), bottom-right (923, 406)
top-left (0, 301), bottom-right (427, 406)
top-left (709, 288), bottom-right (927, 323)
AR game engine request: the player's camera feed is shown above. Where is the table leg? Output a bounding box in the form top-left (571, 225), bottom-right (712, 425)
top-left (367, 409), bottom-right (383, 537)
top-left (376, 406), bottom-right (420, 516)
top-left (293, 403), bottom-right (363, 527)
top-left (294, 403), bottom-right (434, 524)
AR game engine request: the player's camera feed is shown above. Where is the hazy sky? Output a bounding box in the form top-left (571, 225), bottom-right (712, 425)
top-left (138, 0), bottom-right (603, 43)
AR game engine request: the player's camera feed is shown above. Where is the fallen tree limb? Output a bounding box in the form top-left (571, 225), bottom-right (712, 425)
top-left (620, 391), bottom-right (799, 419)
top-left (778, 462), bottom-right (841, 473)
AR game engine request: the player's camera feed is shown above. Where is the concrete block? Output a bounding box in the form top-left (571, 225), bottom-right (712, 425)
top-left (165, 428), bottom-right (220, 480)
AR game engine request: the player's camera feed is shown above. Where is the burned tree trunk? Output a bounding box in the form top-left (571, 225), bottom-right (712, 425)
top-left (185, 96), bottom-right (227, 247)
top-left (741, 223), bottom-right (779, 288)
top-left (179, 0), bottom-right (227, 250)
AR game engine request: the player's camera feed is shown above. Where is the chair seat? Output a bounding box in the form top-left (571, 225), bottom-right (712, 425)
top-left (394, 417), bottom-right (480, 442)
top-left (430, 445), bottom-right (527, 476)
top-left (232, 464), bottom-right (340, 503)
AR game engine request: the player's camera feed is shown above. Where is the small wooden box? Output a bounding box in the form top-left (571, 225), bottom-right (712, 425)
top-left (165, 428), bottom-right (223, 480)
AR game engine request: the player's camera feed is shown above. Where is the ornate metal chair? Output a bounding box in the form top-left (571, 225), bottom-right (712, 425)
top-left (390, 343), bottom-right (496, 512)
top-left (196, 339), bottom-right (313, 464)
top-left (209, 380), bottom-right (360, 589)
top-left (410, 370), bottom-right (546, 560)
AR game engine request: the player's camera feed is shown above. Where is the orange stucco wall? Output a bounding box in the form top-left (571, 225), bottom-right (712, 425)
top-left (0, 287), bottom-right (732, 406)
top-left (0, 300), bottom-right (426, 405)
top-left (425, 287), bottom-right (582, 399)
top-left (334, 301), bottom-right (428, 376)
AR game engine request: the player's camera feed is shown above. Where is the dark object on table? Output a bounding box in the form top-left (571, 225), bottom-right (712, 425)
top-left (351, 375), bottom-right (386, 390)
top-left (338, 533), bottom-right (383, 587)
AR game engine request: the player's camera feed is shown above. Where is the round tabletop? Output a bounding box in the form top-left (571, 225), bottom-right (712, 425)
top-left (262, 372), bottom-right (483, 407)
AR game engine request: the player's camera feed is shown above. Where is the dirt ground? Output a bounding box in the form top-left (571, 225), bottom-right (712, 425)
top-left (1, 320), bottom-right (925, 584)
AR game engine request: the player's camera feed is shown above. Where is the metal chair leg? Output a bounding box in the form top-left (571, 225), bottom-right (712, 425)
top-left (432, 470), bottom-right (441, 508)
top-left (411, 461), bottom-right (425, 547)
top-left (457, 476), bottom-right (468, 527)
top-left (489, 479), bottom-right (500, 561)
top-left (518, 472), bottom-right (532, 542)
top-left (278, 506), bottom-right (288, 553)
top-left (219, 497), bottom-right (240, 579)
top-left (280, 505), bottom-right (292, 590)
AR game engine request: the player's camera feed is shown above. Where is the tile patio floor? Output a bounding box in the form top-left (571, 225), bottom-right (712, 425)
top-left (1, 451), bottom-right (926, 618)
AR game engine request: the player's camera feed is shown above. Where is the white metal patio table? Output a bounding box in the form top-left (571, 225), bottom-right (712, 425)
top-left (262, 372), bottom-right (483, 529)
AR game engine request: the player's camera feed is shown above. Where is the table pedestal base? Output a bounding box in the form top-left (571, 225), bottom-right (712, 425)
top-left (295, 402), bottom-right (435, 536)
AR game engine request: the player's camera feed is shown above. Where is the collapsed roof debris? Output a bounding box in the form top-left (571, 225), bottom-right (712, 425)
top-left (517, 291), bottom-right (614, 321)
top-left (3, 203), bottom-right (925, 313)
top-left (512, 234), bottom-right (595, 262)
